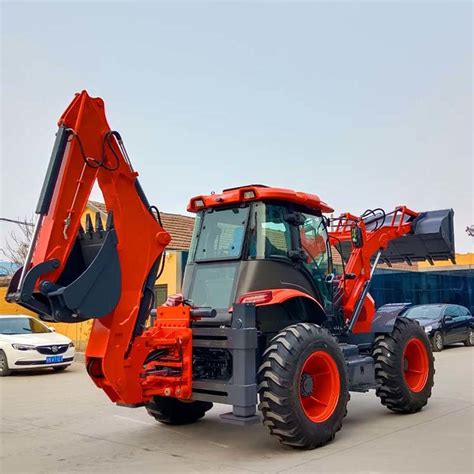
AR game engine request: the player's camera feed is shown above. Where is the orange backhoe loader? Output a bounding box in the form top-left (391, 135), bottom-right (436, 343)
top-left (6, 91), bottom-right (456, 449)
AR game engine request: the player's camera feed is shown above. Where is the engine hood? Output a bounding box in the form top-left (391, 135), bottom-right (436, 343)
top-left (413, 318), bottom-right (440, 328)
top-left (0, 332), bottom-right (71, 346)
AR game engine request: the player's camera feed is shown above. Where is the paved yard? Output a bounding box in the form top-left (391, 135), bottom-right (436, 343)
top-left (1, 346), bottom-right (473, 473)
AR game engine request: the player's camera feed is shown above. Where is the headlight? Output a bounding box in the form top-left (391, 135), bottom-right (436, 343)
top-left (12, 344), bottom-right (36, 351)
top-left (68, 342), bottom-right (75, 348)
top-left (424, 325), bottom-right (433, 333)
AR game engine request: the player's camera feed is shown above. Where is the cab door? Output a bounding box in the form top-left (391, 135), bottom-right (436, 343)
top-left (297, 213), bottom-right (333, 314)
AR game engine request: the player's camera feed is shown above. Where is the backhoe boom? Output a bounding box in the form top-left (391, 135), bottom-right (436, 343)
top-left (7, 91), bottom-right (171, 404)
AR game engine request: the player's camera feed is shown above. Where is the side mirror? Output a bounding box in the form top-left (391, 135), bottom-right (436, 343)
top-left (444, 316), bottom-right (453, 323)
top-left (351, 225), bottom-right (364, 248)
top-left (49, 326), bottom-right (56, 332)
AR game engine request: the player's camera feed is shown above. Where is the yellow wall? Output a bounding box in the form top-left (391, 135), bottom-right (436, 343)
top-left (0, 204), bottom-right (184, 351)
top-left (156, 251), bottom-right (179, 294)
top-left (417, 253), bottom-right (474, 270)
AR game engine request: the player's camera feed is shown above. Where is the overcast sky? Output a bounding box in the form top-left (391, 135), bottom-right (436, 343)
top-left (1, 1), bottom-right (472, 254)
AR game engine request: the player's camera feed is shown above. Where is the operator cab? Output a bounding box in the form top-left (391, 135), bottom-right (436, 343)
top-left (183, 186), bottom-right (337, 331)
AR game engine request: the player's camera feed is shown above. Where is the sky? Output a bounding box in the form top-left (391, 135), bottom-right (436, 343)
top-left (1, 1), bottom-right (472, 254)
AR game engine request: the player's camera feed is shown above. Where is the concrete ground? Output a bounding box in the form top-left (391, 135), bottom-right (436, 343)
top-left (1, 346), bottom-right (473, 474)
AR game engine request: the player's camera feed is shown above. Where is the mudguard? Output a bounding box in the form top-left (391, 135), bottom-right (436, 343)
top-left (370, 303), bottom-right (413, 333)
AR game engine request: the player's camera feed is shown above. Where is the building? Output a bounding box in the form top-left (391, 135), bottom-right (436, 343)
top-left (371, 253), bottom-right (474, 313)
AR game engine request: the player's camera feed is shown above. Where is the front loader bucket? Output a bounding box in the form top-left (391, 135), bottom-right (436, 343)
top-left (381, 209), bottom-right (455, 265)
top-left (337, 209), bottom-right (455, 266)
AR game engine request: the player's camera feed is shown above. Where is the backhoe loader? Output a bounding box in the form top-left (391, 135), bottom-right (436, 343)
top-left (6, 91), bottom-right (456, 449)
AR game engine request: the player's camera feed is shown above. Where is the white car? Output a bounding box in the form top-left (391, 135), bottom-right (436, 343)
top-left (0, 315), bottom-right (75, 376)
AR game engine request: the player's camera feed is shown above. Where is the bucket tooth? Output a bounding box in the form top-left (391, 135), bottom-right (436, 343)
top-left (106, 211), bottom-right (114, 230)
top-left (85, 214), bottom-right (94, 235)
top-left (95, 212), bottom-right (104, 234)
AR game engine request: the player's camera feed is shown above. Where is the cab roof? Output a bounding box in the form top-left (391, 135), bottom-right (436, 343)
top-left (187, 184), bottom-right (334, 213)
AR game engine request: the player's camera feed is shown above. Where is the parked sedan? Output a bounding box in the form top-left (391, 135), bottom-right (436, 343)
top-left (0, 315), bottom-right (75, 376)
top-left (403, 304), bottom-right (474, 351)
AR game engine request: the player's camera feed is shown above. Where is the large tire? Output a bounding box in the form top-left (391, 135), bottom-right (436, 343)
top-left (0, 350), bottom-right (11, 377)
top-left (145, 396), bottom-right (213, 425)
top-left (432, 331), bottom-right (444, 352)
top-left (374, 318), bottom-right (434, 413)
top-left (464, 328), bottom-right (474, 347)
top-left (258, 323), bottom-right (349, 450)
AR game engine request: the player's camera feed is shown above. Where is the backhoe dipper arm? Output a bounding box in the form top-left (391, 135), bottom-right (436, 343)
top-left (7, 91), bottom-right (171, 404)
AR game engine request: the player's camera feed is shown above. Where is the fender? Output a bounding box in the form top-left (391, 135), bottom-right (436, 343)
top-left (370, 303), bottom-right (413, 334)
top-left (238, 288), bottom-right (325, 313)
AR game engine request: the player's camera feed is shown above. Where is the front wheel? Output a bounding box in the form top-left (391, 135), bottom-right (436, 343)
top-left (432, 331), bottom-right (444, 352)
top-left (145, 396), bottom-right (213, 425)
top-left (464, 328), bottom-right (474, 347)
top-left (0, 350), bottom-right (11, 377)
top-left (374, 318), bottom-right (434, 413)
top-left (258, 323), bottom-right (349, 449)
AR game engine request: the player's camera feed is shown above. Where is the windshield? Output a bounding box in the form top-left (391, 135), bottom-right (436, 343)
top-left (192, 207), bottom-right (249, 262)
top-left (0, 317), bottom-right (51, 335)
top-left (404, 306), bottom-right (444, 320)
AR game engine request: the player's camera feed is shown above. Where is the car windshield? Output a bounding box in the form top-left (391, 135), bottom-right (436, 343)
top-left (0, 317), bottom-right (51, 335)
top-left (404, 306), bottom-right (444, 320)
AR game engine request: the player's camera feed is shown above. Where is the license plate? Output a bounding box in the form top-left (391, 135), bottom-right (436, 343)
top-left (46, 355), bottom-right (63, 364)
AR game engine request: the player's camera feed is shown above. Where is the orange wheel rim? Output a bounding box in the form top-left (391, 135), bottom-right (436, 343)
top-left (299, 351), bottom-right (340, 423)
top-left (403, 337), bottom-right (429, 392)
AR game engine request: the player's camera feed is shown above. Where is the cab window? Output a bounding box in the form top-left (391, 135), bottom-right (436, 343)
top-left (298, 213), bottom-right (332, 310)
top-left (192, 207), bottom-right (249, 262)
top-left (299, 214), bottom-right (330, 276)
top-left (248, 203), bottom-right (292, 259)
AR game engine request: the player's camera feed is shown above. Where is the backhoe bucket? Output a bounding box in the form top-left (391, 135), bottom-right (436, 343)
top-left (6, 212), bottom-right (122, 322)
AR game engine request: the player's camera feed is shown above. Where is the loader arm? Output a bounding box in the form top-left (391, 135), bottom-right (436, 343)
top-left (7, 91), bottom-right (172, 404)
top-left (329, 206), bottom-right (455, 333)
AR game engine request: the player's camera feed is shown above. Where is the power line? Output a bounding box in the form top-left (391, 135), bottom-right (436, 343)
top-left (0, 217), bottom-right (34, 226)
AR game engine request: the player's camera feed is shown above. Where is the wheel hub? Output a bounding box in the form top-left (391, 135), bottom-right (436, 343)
top-left (403, 337), bottom-right (429, 392)
top-left (298, 350), bottom-right (340, 423)
top-left (300, 373), bottom-right (314, 397)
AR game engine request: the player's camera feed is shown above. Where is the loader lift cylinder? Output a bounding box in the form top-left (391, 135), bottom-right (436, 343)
top-left (347, 249), bottom-right (382, 332)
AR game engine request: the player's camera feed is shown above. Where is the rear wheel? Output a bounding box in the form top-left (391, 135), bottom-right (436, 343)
top-left (0, 350), bottom-right (11, 377)
top-left (432, 331), bottom-right (444, 352)
top-left (258, 323), bottom-right (349, 449)
top-left (374, 318), bottom-right (434, 413)
top-left (145, 396), bottom-right (213, 425)
top-left (464, 328), bottom-right (474, 347)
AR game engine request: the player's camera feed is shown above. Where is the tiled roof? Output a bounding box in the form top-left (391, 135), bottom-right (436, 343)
top-left (87, 201), bottom-right (195, 251)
